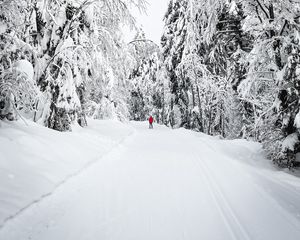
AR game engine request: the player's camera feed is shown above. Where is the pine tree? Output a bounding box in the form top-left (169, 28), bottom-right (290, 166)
top-left (161, 0), bottom-right (189, 128)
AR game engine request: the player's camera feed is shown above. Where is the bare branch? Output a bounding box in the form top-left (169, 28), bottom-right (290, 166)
top-left (255, 0), bottom-right (270, 19)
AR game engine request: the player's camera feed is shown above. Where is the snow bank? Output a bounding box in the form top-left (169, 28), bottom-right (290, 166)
top-left (14, 60), bottom-right (34, 82)
top-left (0, 22), bottom-right (7, 34)
top-left (282, 133), bottom-right (299, 151)
top-left (0, 119), bottom-right (133, 227)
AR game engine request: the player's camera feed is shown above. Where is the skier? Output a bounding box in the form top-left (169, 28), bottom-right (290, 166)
top-left (148, 115), bottom-right (154, 129)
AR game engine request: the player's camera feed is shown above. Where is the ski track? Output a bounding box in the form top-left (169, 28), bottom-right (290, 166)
top-left (191, 151), bottom-right (251, 240)
top-left (199, 137), bottom-right (300, 228)
top-left (1, 122), bottom-right (300, 239)
top-left (193, 139), bottom-right (300, 239)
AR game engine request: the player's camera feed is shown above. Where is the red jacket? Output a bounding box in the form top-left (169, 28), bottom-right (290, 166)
top-left (149, 116), bottom-right (153, 124)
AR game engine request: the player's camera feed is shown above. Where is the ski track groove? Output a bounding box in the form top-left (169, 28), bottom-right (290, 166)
top-left (190, 152), bottom-right (238, 240)
top-left (0, 129), bottom-right (136, 231)
top-left (191, 151), bottom-right (252, 240)
top-left (196, 139), bottom-right (300, 234)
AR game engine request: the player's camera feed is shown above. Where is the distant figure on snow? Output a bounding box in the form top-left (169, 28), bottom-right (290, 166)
top-left (148, 115), bottom-right (154, 129)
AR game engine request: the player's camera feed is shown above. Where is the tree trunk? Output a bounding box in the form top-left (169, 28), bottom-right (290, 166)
top-left (197, 86), bottom-right (203, 132)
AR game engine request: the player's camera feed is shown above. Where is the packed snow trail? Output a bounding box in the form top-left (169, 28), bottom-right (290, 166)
top-left (1, 122), bottom-right (300, 240)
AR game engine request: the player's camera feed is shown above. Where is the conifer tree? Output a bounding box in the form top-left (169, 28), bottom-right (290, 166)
top-left (161, 0), bottom-right (189, 128)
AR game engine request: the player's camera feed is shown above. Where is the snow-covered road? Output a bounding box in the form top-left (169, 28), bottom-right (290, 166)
top-left (1, 122), bottom-right (300, 240)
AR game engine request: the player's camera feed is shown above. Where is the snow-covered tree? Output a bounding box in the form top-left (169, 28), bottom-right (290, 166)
top-left (236, 1), bottom-right (300, 166)
top-left (161, 0), bottom-right (189, 128)
top-left (0, 0), bottom-right (146, 130)
top-left (127, 34), bottom-right (167, 123)
top-left (160, 0), bottom-right (247, 137)
top-left (0, 0), bottom-right (37, 120)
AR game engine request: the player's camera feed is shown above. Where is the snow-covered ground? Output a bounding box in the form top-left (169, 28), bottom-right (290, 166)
top-left (0, 119), bottom-right (132, 228)
top-left (1, 120), bottom-right (300, 239)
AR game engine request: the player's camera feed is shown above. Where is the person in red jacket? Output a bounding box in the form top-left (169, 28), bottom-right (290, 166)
top-left (148, 115), bottom-right (154, 129)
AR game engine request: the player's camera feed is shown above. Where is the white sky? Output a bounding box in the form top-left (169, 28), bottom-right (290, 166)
top-left (123, 0), bottom-right (170, 45)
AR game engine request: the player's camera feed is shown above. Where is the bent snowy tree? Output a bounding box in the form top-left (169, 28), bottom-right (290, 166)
top-left (0, 0), bottom-right (146, 131)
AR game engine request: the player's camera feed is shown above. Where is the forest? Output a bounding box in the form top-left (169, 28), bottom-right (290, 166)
top-left (1, 0), bottom-right (300, 168)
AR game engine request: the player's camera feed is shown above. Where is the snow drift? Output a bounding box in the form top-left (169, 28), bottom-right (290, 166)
top-left (0, 119), bottom-right (133, 227)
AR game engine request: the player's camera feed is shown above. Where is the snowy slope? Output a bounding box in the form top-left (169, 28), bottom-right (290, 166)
top-left (0, 119), bottom-right (133, 228)
top-left (1, 121), bottom-right (300, 239)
